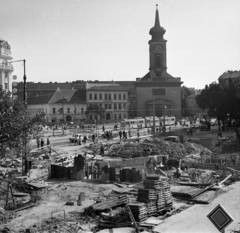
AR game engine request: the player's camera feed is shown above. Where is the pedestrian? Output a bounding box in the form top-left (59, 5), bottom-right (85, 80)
top-left (92, 134), bottom-right (96, 143)
top-left (95, 134), bottom-right (99, 143)
top-left (83, 135), bottom-right (87, 144)
top-left (47, 137), bottom-right (51, 153)
top-left (100, 144), bottom-right (104, 156)
top-left (40, 138), bottom-right (44, 150)
top-left (128, 130), bottom-right (131, 138)
top-left (119, 131), bottom-right (122, 140)
top-left (36, 137), bottom-right (40, 150)
top-left (102, 125), bottom-right (105, 132)
top-left (137, 130), bottom-right (140, 138)
top-left (79, 135), bottom-right (82, 145)
top-left (106, 131), bottom-right (109, 141)
top-left (123, 131), bottom-right (126, 140)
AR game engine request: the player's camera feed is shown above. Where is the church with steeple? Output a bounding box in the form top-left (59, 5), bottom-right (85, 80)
top-left (135, 5), bottom-right (182, 119)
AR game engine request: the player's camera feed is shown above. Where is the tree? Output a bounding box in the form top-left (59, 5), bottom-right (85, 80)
top-left (85, 104), bottom-right (105, 122)
top-left (0, 88), bottom-right (45, 158)
top-left (181, 86), bottom-right (194, 116)
top-left (196, 80), bottom-right (240, 129)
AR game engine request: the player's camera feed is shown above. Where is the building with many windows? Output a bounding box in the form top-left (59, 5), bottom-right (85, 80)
top-left (86, 83), bottom-right (128, 122)
top-left (0, 38), bottom-right (13, 92)
top-left (27, 88), bottom-right (86, 124)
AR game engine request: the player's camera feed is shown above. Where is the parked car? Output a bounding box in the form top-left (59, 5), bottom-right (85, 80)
top-left (69, 134), bottom-right (87, 143)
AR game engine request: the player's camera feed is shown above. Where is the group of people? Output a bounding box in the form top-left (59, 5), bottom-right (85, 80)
top-left (119, 130), bottom-right (129, 140)
top-left (36, 136), bottom-right (50, 150)
top-left (74, 135), bottom-right (87, 146)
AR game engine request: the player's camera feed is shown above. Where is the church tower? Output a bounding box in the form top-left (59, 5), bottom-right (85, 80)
top-left (149, 5), bottom-right (167, 80)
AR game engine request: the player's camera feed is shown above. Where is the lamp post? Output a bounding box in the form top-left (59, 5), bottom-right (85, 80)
top-left (62, 97), bottom-right (66, 135)
top-left (163, 105), bottom-right (167, 132)
top-left (74, 98), bottom-right (76, 131)
top-left (152, 91), bottom-right (155, 137)
top-left (9, 59), bottom-right (27, 175)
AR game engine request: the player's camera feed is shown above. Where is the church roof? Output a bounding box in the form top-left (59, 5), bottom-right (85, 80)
top-left (149, 5), bottom-right (166, 42)
top-left (140, 72), bottom-right (177, 81)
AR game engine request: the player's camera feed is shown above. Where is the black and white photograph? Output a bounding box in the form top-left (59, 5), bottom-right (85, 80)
top-left (0, 0), bottom-right (240, 232)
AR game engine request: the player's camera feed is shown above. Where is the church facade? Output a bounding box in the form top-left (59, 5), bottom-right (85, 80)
top-left (135, 6), bottom-right (182, 119)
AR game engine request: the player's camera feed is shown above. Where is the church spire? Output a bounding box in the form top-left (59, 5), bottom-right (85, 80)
top-left (155, 4), bottom-right (160, 27)
top-left (149, 4), bottom-right (166, 42)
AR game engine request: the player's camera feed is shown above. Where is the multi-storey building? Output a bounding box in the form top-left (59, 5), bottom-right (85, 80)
top-left (27, 88), bottom-right (86, 124)
top-left (0, 38), bottom-right (13, 92)
top-left (86, 83), bottom-right (128, 122)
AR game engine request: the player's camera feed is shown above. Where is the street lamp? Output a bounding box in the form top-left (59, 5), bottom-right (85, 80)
top-left (62, 97), bottom-right (67, 135)
top-left (74, 98), bottom-right (76, 128)
top-left (152, 91), bottom-right (156, 137)
top-left (163, 105), bottom-right (167, 132)
top-left (9, 59), bottom-right (27, 175)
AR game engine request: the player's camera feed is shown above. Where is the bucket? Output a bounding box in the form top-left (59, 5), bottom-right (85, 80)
top-left (77, 192), bottom-right (85, 206)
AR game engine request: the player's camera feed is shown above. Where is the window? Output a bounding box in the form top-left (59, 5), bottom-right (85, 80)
top-left (119, 114), bottom-right (121, 119)
top-left (67, 108), bottom-right (70, 113)
top-left (124, 114), bottom-right (126, 119)
top-left (114, 104), bottom-right (117, 110)
top-left (89, 93), bottom-right (92, 100)
top-left (90, 114), bottom-right (92, 120)
top-left (99, 103), bottom-right (102, 107)
top-left (99, 94), bottom-right (102, 100)
top-left (118, 94), bottom-right (121, 100)
top-left (114, 114), bottom-right (117, 120)
top-left (155, 54), bottom-right (162, 67)
top-left (74, 107), bottom-right (77, 113)
top-left (4, 83), bottom-right (8, 90)
top-left (123, 94), bottom-right (126, 100)
top-left (53, 108), bottom-right (56, 114)
top-left (114, 94), bottom-right (117, 100)
top-left (105, 94), bottom-right (108, 100)
top-left (109, 104), bottom-right (111, 109)
top-left (94, 94), bottom-right (97, 100)
top-left (108, 94), bottom-right (111, 100)
top-left (123, 103), bottom-right (126, 109)
top-left (81, 108), bottom-right (84, 113)
top-left (105, 104), bottom-right (108, 109)
top-left (5, 72), bottom-right (8, 78)
top-left (118, 103), bottom-right (122, 109)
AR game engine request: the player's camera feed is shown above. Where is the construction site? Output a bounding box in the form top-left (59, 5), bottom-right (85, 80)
top-left (1, 126), bottom-right (240, 233)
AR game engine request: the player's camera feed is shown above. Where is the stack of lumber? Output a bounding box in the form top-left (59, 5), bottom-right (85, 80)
top-left (128, 202), bottom-right (148, 222)
top-left (137, 189), bottom-right (157, 203)
top-left (93, 195), bottom-right (128, 211)
top-left (143, 175), bottom-right (173, 213)
top-left (137, 189), bottom-right (157, 217)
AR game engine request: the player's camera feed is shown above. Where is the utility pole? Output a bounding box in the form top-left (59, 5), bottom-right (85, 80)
top-left (10, 59), bottom-right (27, 175)
top-left (152, 91), bottom-right (155, 136)
top-left (74, 98), bottom-right (76, 132)
top-left (62, 97), bottom-right (65, 135)
top-left (163, 105), bottom-right (166, 133)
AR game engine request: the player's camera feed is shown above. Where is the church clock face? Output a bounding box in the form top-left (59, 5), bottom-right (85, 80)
top-left (154, 45), bottom-right (162, 51)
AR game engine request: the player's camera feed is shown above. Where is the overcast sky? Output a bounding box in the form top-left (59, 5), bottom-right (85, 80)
top-left (1, 0), bottom-right (240, 89)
